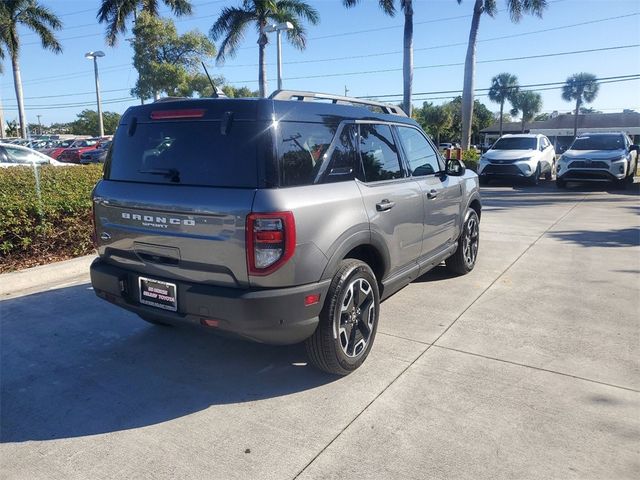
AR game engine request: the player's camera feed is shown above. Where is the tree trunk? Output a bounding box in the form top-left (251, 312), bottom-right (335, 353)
top-left (461, 0), bottom-right (483, 150)
top-left (0, 96), bottom-right (5, 139)
top-left (521, 116), bottom-right (525, 133)
top-left (258, 25), bottom-right (268, 98)
top-left (499, 98), bottom-right (504, 137)
top-left (436, 130), bottom-right (440, 146)
top-left (12, 53), bottom-right (27, 138)
top-left (402, 1), bottom-right (413, 117)
top-left (573, 97), bottom-right (581, 138)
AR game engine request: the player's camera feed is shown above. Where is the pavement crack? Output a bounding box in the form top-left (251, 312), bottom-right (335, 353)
top-left (432, 344), bottom-right (640, 393)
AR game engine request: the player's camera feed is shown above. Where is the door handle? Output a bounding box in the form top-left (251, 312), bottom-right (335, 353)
top-left (426, 189), bottom-right (438, 199)
top-left (376, 199), bottom-right (395, 211)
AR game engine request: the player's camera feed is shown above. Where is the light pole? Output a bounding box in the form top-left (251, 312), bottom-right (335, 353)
top-left (37, 115), bottom-right (42, 135)
top-left (85, 50), bottom-right (105, 137)
top-left (265, 22), bottom-right (293, 91)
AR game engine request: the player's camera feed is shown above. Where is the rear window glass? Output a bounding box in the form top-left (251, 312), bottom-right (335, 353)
top-left (106, 120), bottom-right (258, 187)
top-left (570, 135), bottom-right (624, 151)
top-left (492, 137), bottom-right (537, 150)
top-left (277, 121), bottom-right (334, 187)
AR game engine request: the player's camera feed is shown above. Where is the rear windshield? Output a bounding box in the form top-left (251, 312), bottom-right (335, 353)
top-left (106, 120), bottom-right (259, 188)
top-left (492, 137), bottom-right (537, 150)
top-left (570, 135), bottom-right (624, 151)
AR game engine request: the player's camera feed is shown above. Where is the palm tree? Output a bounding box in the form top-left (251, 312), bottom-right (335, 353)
top-left (343, 1), bottom-right (415, 116)
top-left (210, 0), bottom-right (319, 98)
top-left (0, 0), bottom-right (62, 139)
top-left (510, 91), bottom-right (542, 133)
top-left (97, 0), bottom-right (193, 46)
top-left (562, 72), bottom-right (599, 138)
top-left (456, 0), bottom-right (547, 149)
top-left (488, 72), bottom-right (519, 137)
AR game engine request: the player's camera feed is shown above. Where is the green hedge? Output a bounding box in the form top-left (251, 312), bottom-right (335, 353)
top-left (0, 165), bottom-right (103, 272)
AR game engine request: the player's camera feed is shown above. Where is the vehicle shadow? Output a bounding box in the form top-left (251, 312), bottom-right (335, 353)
top-left (548, 227), bottom-right (640, 248)
top-left (1, 284), bottom-right (337, 443)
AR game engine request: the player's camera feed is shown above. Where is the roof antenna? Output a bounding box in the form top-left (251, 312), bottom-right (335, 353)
top-left (201, 62), bottom-right (226, 98)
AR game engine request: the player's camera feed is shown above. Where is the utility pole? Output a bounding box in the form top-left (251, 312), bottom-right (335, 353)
top-left (344, 86), bottom-right (349, 97)
top-left (37, 115), bottom-right (42, 135)
top-left (85, 51), bottom-right (105, 137)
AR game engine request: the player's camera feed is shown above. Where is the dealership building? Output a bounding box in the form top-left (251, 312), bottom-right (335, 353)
top-left (481, 111), bottom-right (640, 150)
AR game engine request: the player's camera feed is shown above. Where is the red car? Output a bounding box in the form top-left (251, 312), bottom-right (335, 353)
top-left (41, 139), bottom-right (78, 159)
top-left (57, 139), bottom-right (100, 163)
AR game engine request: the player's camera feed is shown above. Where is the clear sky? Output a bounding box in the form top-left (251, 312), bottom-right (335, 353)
top-left (1, 0), bottom-right (639, 125)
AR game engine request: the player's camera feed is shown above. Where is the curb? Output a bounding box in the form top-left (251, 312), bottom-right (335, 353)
top-left (0, 254), bottom-right (95, 297)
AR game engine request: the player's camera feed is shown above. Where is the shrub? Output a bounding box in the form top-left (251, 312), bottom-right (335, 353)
top-left (461, 149), bottom-right (480, 172)
top-left (0, 165), bottom-right (103, 272)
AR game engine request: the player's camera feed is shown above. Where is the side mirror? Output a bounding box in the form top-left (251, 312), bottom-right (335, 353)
top-left (446, 159), bottom-right (466, 176)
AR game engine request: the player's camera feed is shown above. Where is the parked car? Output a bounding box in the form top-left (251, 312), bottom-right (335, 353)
top-left (80, 140), bottom-right (111, 164)
top-left (90, 91), bottom-right (481, 375)
top-left (478, 133), bottom-right (555, 185)
top-left (439, 142), bottom-right (453, 151)
top-left (556, 132), bottom-right (638, 189)
top-left (41, 139), bottom-right (78, 159)
top-left (57, 138), bottom-right (100, 163)
top-left (0, 142), bottom-right (67, 167)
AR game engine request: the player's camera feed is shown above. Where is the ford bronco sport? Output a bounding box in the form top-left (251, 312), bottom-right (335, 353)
top-left (90, 90), bottom-right (482, 375)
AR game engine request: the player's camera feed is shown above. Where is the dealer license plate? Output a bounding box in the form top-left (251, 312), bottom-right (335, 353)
top-left (138, 277), bottom-right (177, 312)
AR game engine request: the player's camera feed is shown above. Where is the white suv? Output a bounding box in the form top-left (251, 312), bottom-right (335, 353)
top-left (478, 134), bottom-right (555, 185)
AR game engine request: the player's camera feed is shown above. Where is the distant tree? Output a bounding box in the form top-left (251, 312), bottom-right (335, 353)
top-left (221, 85), bottom-right (260, 98)
top-left (510, 91), bottom-right (543, 133)
top-left (455, 0), bottom-right (547, 149)
top-left (5, 119), bottom-right (18, 137)
top-left (97, 0), bottom-right (192, 46)
top-left (343, 0), bottom-right (415, 116)
top-left (130, 13), bottom-right (215, 101)
top-left (0, 0), bottom-right (63, 138)
top-left (496, 112), bottom-right (513, 124)
top-left (419, 102), bottom-right (453, 145)
top-left (488, 73), bottom-right (519, 136)
top-left (210, 0), bottom-right (319, 98)
top-left (534, 112), bottom-right (550, 121)
top-left (562, 72), bottom-right (599, 138)
top-left (69, 110), bottom-right (121, 136)
top-left (579, 106), bottom-right (601, 114)
top-left (448, 96), bottom-right (494, 144)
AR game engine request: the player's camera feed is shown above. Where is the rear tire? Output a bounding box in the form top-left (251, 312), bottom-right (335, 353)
top-left (445, 209), bottom-right (480, 275)
top-left (544, 162), bottom-right (553, 181)
top-left (305, 259), bottom-right (380, 376)
top-left (556, 178), bottom-right (566, 189)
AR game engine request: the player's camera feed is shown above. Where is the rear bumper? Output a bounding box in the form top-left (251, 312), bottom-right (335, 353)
top-left (90, 258), bottom-right (330, 345)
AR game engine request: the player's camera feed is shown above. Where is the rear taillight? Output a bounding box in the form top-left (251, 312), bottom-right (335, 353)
top-left (150, 109), bottom-right (206, 120)
top-left (246, 212), bottom-right (295, 276)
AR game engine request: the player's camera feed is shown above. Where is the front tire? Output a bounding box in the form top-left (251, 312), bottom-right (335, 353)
top-left (305, 259), bottom-right (380, 376)
top-left (528, 163), bottom-right (541, 186)
top-left (556, 177), bottom-right (567, 189)
top-left (445, 209), bottom-right (480, 275)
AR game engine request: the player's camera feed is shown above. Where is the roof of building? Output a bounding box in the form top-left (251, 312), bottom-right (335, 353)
top-left (481, 112), bottom-right (640, 135)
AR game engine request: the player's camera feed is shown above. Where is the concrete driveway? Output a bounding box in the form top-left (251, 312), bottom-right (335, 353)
top-left (1, 182), bottom-right (639, 480)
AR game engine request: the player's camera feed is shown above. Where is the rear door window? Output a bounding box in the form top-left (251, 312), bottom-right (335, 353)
top-left (107, 120), bottom-right (259, 188)
top-left (357, 124), bottom-right (403, 182)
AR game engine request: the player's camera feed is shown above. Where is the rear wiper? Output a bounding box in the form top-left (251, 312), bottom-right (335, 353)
top-left (138, 168), bottom-right (180, 183)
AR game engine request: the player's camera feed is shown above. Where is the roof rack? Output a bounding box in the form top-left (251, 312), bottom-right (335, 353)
top-left (269, 90), bottom-right (407, 117)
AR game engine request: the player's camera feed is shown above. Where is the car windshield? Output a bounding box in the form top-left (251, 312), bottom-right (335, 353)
top-left (58, 140), bottom-right (73, 148)
top-left (492, 137), bottom-right (537, 150)
top-left (570, 135), bottom-right (624, 151)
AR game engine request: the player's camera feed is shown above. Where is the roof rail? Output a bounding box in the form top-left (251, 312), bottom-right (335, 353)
top-left (269, 90), bottom-right (407, 117)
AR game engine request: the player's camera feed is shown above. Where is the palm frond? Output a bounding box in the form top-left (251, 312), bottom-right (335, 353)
top-left (276, 0), bottom-right (320, 24)
top-left (343, 0), bottom-right (395, 16)
top-left (211, 7), bottom-right (255, 63)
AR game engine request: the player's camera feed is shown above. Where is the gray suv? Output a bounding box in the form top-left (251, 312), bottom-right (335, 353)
top-left (90, 91), bottom-right (482, 375)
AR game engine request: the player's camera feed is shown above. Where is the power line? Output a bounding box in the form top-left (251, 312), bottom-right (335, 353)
top-left (219, 13), bottom-right (639, 68)
top-left (224, 44), bottom-right (640, 84)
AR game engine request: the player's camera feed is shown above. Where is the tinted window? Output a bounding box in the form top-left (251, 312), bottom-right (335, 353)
top-left (325, 124), bottom-right (357, 182)
top-left (278, 121), bottom-right (334, 187)
top-left (107, 121), bottom-right (258, 187)
top-left (492, 137), bottom-right (537, 150)
top-left (570, 135), bottom-right (625, 151)
top-left (397, 127), bottom-right (441, 176)
top-left (358, 124), bottom-right (403, 182)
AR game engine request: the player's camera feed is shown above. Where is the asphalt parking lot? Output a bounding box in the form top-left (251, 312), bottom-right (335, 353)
top-left (1, 181), bottom-right (639, 480)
